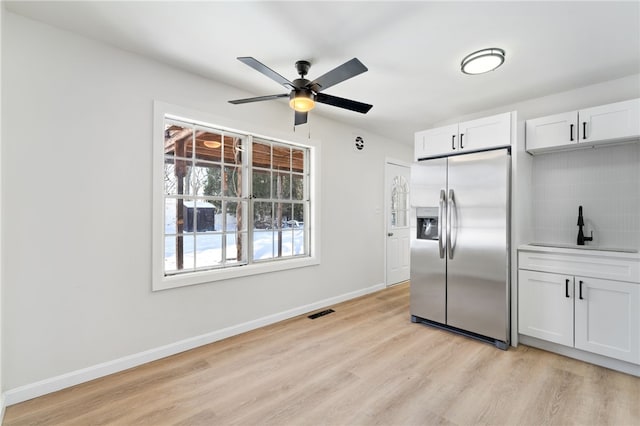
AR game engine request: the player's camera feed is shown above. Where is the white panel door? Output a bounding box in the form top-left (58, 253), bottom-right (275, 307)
top-left (386, 162), bottom-right (411, 286)
top-left (574, 277), bottom-right (640, 364)
top-left (525, 111), bottom-right (578, 152)
top-left (458, 111), bottom-right (511, 152)
top-left (518, 270), bottom-right (574, 347)
top-left (578, 98), bottom-right (640, 145)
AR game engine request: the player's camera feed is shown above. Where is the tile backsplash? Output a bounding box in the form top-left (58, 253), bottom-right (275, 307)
top-left (531, 142), bottom-right (640, 249)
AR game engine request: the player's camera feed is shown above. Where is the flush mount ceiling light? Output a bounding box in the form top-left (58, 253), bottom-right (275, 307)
top-left (203, 140), bottom-right (222, 149)
top-left (461, 48), bottom-right (505, 75)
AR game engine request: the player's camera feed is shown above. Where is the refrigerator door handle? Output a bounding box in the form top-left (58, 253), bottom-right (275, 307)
top-left (447, 189), bottom-right (453, 259)
top-left (438, 189), bottom-right (446, 259)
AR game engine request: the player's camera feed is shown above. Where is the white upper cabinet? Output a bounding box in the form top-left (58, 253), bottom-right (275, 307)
top-left (525, 111), bottom-right (577, 152)
top-left (526, 98), bottom-right (640, 154)
top-left (415, 123), bottom-right (458, 160)
top-left (415, 112), bottom-right (511, 160)
top-left (579, 99), bottom-right (640, 145)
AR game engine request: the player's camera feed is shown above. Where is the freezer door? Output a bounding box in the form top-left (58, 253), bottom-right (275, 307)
top-left (446, 149), bottom-right (510, 341)
top-left (410, 158), bottom-right (447, 323)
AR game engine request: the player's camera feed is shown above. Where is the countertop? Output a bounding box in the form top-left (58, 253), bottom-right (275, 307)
top-left (518, 243), bottom-right (640, 260)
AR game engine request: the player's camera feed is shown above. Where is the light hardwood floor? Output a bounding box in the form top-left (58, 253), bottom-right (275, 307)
top-left (4, 282), bottom-right (639, 425)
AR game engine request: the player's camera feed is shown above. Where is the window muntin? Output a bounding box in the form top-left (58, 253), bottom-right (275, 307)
top-left (161, 117), bottom-right (310, 279)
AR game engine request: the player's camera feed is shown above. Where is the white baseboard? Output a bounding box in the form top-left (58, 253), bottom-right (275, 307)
top-left (4, 282), bottom-right (385, 406)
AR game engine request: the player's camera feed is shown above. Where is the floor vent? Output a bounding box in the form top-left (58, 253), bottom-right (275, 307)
top-left (308, 309), bottom-right (335, 319)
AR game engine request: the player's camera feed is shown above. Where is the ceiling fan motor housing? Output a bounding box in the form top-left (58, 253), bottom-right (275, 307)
top-left (295, 60), bottom-right (311, 77)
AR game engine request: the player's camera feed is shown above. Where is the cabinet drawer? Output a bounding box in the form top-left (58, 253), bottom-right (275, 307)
top-left (519, 251), bottom-right (640, 283)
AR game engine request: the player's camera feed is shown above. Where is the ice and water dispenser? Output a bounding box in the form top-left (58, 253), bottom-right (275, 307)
top-left (416, 207), bottom-right (439, 240)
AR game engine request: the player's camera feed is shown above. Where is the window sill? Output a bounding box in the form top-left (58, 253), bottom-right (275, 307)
top-left (152, 255), bottom-right (320, 291)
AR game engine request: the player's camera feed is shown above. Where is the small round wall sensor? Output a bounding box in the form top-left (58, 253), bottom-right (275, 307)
top-left (354, 136), bottom-right (364, 151)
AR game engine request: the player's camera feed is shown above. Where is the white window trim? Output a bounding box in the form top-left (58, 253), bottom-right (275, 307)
top-left (152, 101), bottom-right (321, 291)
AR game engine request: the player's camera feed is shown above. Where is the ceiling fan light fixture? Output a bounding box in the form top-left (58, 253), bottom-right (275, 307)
top-left (289, 89), bottom-right (315, 112)
top-left (461, 48), bottom-right (505, 75)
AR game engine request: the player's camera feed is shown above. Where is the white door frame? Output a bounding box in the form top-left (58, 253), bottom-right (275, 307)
top-left (384, 157), bottom-right (412, 286)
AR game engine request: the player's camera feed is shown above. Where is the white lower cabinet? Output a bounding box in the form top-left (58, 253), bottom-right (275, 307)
top-left (519, 270), bottom-right (573, 346)
top-left (519, 262), bottom-right (640, 365)
top-left (574, 277), bottom-right (639, 363)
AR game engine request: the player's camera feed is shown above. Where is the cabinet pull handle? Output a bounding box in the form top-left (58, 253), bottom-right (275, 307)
top-left (565, 279), bottom-right (570, 298)
top-left (570, 124), bottom-right (574, 141)
top-left (582, 122), bottom-right (587, 140)
top-left (579, 280), bottom-right (584, 300)
top-left (452, 135), bottom-right (456, 150)
top-left (460, 133), bottom-right (464, 149)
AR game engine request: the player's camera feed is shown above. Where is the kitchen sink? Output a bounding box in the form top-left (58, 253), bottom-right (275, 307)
top-left (529, 242), bottom-right (638, 253)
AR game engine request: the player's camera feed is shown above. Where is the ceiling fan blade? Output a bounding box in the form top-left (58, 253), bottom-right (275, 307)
top-left (237, 57), bottom-right (295, 90)
top-left (309, 58), bottom-right (368, 92)
top-left (294, 111), bottom-right (308, 126)
top-left (228, 93), bottom-right (289, 104)
top-left (316, 92), bottom-right (373, 114)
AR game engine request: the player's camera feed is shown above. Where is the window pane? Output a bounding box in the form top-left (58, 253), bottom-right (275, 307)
top-left (254, 201), bottom-right (273, 230)
top-left (292, 174), bottom-right (304, 200)
top-left (164, 161), bottom-right (179, 195)
top-left (224, 166), bottom-right (241, 197)
top-left (165, 158), bottom-right (192, 195)
top-left (225, 136), bottom-right (243, 165)
top-left (272, 173), bottom-right (291, 200)
top-left (165, 198), bottom-right (186, 234)
top-left (194, 201), bottom-right (217, 232)
top-left (165, 234), bottom-right (195, 273)
top-left (165, 123), bottom-right (192, 158)
top-left (252, 141), bottom-right (271, 168)
top-left (275, 229), bottom-right (293, 257)
top-left (194, 130), bottom-right (222, 162)
top-left (293, 228), bottom-right (305, 255)
top-left (194, 234), bottom-right (222, 268)
top-left (193, 162), bottom-right (221, 196)
top-left (277, 203), bottom-right (293, 229)
top-left (293, 203), bottom-right (304, 224)
top-left (253, 230), bottom-right (274, 260)
top-left (292, 148), bottom-right (304, 173)
top-left (225, 201), bottom-right (246, 232)
top-left (226, 232), bottom-right (246, 264)
top-left (273, 145), bottom-right (291, 171)
top-left (252, 170), bottom-right (271, 199)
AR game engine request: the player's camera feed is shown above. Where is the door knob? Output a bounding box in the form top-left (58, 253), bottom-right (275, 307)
top-left (387, 232), bottom-right (394, 236)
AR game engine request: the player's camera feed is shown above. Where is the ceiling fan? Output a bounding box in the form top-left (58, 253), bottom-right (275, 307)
top-left (228, 57), bottom-right (373, 126)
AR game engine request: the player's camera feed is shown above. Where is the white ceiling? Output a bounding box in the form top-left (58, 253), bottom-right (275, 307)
top-left (5, 1), bottom-right (640, 144)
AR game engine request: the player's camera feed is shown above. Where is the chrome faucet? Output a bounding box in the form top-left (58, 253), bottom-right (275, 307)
top-left (577, 205), bottom-right (593, 245)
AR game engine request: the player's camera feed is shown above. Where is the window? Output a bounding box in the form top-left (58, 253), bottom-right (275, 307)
top-left (153, 103), bottom-right (318, 290)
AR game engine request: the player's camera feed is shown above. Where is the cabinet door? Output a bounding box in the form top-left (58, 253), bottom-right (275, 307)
top-left (414, 123), bottom-right (458, 160)
top-left (574, 277), bottom-right (640, 364)
top-left (458, 112), bottom-right (511, 153)
top-left (525, 111), bottom-right (577, 153)
top-left (578, 98), bottom-right (640, 145)
top-left (518, 270), bottom-right (574, 347)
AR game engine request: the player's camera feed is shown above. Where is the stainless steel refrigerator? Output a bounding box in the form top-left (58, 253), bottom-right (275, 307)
top-left (410, 148), bottom-right (510, 349)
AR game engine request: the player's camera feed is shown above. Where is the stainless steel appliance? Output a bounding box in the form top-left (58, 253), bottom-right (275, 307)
top-left (410, 148), bottom-right (510, 350)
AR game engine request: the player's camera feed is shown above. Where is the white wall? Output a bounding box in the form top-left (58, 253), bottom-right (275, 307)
top-left (1, 12), bottom-right (411, 394)
top-left (0, 0), bottom-right (4, 416)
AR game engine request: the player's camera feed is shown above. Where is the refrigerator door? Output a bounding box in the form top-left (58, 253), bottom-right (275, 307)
top-left (410, 159), bottom-right (447, 323)
top-left (446, 149), bottom-right (510, 341)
